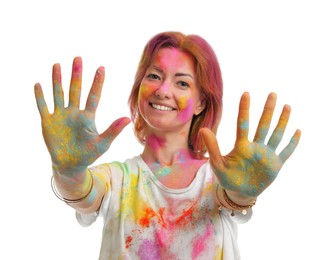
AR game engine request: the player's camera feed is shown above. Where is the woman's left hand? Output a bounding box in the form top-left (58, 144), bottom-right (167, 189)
top-left (200, 92), bottom-right (301, 197)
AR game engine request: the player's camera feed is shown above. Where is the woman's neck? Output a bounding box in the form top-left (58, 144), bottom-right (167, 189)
top-left (142, 132), bottom-right (194, 165)
top-left (141, 132), bottom-right (207, 189)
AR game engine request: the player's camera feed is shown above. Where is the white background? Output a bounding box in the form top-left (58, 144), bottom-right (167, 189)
top-left (1, 0), bottom-right (329, 259)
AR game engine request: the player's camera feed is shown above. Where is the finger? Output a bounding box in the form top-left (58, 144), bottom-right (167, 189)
top-left (68, 57), bottom-right (82, 109)
top-left (279, 129), bottom-right (301, 163)
top-left (52, 63), bottom-right (64, 111)
top-left (34, 83), bottom-right (50, 117)
top-left (253, 92), bottom-right (277, 143)
top-left (236, 92), bottom-right (250, 142)
top-left (100, 117), bottom-right (131, 144)
top-left (85, 66), bottom-right (105, 113)
top-left (267, 104), bottom-right (291, 150)
top-left (199, 128), bottom-right (225, 170)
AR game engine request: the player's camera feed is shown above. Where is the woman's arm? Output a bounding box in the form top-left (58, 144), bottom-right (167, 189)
top-left (35, 57), bottom-right (130, 213)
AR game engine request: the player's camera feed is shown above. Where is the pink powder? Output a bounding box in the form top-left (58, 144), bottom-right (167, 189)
top-left (191, 223), bottom-right (213, 259)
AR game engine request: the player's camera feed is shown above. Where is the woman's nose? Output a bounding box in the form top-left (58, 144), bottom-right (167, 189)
top-left (155, 82), bottom-right (171, 99)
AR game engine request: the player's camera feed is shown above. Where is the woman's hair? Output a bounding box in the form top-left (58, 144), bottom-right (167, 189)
top-left (128, 31), bottom-right (223, 157)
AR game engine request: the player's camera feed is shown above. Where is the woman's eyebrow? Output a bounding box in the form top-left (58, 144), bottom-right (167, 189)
top-left (150, 66), bottom-right (194, 79)
top-left (175, 73), bottom-right (194, 79)
top-left (150, 66), bottom-right (163, 73)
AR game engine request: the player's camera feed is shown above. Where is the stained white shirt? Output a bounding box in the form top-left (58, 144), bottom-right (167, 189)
top-left (77, 156), bottom-right (251, 259)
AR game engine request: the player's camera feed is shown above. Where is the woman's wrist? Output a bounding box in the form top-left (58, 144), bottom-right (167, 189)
top-left (51, 170), bottom-right (93, 203)
top-left (214, 184), bottom-right (257, 216)
top-left (52, 165), bottom-right (90, 201)
top-left (225, 189), bottom-right (257, 206)
top-left (52, 168), bottom-right (108, 213)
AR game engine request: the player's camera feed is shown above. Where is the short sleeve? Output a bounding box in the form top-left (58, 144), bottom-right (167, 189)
top-left (76, 211), bottom-right (98, 227)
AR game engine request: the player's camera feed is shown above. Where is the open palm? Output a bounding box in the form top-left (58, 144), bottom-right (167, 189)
top-left (200, 92), bottom-right (301, 197)
top-left (34, 57), bottom-right (130, 169)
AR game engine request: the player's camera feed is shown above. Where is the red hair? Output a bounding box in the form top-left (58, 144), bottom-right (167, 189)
top-left (128, 31), bottom-right (223, 157)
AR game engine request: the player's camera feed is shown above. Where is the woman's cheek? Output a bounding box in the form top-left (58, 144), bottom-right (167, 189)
top-left (138, 83), bottom-right (156, 101)
top-left (178, 96), bottom-right (193, 122)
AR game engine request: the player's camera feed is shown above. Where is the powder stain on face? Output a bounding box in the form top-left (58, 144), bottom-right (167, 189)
top-left (178, 96), bottom-right (193, 122)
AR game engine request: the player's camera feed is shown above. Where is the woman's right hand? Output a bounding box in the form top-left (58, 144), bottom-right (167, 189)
top-left (34, 57), bottom-right (131, 170)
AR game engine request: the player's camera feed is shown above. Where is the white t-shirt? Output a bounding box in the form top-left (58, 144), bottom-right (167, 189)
top-left (77, 156), bottom-right (251, 260)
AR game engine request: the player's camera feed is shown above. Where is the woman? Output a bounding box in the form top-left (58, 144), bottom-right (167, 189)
top-left (34, 31), bottom-right (301, 259)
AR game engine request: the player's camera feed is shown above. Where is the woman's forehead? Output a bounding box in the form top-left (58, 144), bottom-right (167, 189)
top-left (150, 48), bottom-right (196, 73)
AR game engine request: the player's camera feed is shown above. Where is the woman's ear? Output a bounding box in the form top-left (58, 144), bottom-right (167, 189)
top-left (194, 99), bottom-right (206, 116)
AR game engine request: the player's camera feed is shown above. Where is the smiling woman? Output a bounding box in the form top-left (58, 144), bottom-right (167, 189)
top-left (137, 48), bottom-right (205, 134)
top-left (130, 32), bottom-right (224, 156)
top-left (34, 31), bottom-right (300, 259)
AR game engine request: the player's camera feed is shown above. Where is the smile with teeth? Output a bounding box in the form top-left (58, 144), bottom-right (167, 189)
top-left (151, 103), bottom-right (175, 111)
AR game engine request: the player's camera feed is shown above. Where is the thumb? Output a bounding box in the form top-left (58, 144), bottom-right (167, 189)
top-left (100, 117), bottom-right (131, 143)
top-left (199, 128), bottom-right (225, 170)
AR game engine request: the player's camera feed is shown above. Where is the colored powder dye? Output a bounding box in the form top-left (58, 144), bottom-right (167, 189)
top-left (125, 236), bottom-right (133, 249)
top-left (191, 223), bottom-right (213, 258)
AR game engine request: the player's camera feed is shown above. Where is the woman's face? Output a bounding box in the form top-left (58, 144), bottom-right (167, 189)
top-left (138, 48), bottom-right (204, 135)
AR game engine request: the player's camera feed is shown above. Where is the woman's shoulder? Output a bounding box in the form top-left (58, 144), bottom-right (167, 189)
top-left (86, 156), bottom-right (142, 178)
top-left (107, 155), bottom-right (146, 174)
top-left (112, 155), bottom-right (143, 167)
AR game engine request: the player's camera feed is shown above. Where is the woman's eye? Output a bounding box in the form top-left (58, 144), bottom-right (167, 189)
top-left (147, 73), bottom-right (160, 80)
top-left (178, 81), bottom-right (189, 88)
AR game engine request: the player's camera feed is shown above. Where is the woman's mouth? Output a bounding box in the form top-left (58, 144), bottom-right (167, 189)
top-left (150, 103), bottom-right (175, 111)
